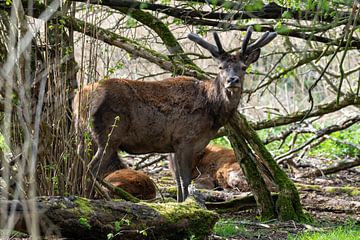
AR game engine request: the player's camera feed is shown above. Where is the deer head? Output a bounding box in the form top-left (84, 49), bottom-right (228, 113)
top-left (188, 27), bottom-right (277, 90)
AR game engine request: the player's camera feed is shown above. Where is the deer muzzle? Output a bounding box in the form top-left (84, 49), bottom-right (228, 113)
top-left (226, 76), bottom-right (241, 88)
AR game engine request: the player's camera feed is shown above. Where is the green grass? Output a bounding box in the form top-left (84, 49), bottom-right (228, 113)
top-left (258, 124), bottom-right (360, 159)
top-left (210, 124), bottom-right (360, 160)
top-left (210, 136), bottom-right (231, 148)
top-left (213, 220), bottom-right (360, 240)
top-left (289, 224), bottom-right (360, 240)
top-left (213, 219), bottom-right (247, 237)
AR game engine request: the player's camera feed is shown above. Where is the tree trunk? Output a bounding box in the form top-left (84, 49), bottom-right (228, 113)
top-left (226, 121), bottom-right (276, 219)
top-left (227, 112), bottom-right (307, 221)
top-left (1, 196), bottom-right (218, 240)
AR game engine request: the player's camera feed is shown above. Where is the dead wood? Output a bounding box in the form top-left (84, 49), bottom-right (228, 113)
top-left (295, 183), bottom-right (360, 196)
top-left (205, 193), bottom-right (279, 213)
top-left (298, 157), bottom-right (360, 178)
top-left (0, 196), bottom-right (218, 240)
top-left (302, 197), bottom-right (360, 214)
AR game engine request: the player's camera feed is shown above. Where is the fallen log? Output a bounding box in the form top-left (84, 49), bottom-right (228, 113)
top-left (0, 196), bottom-right (218, 240)
top-left (297, 157), bottom-right (360, 178)
top-left (295, 183), bottom-right (360, 196)
top-left (205, 193), bottom-right (279, 213)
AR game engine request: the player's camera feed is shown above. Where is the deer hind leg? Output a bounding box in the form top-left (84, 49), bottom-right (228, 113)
top-left (89, 146), bottom-right (117, 178)
top-left (101, 151), bottom-right (128, 174)
top-left (174, 146), bottom-right (195, 202)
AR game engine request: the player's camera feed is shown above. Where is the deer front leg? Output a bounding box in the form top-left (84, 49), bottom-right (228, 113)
top-left (174, 146), bottom-right (195, 202)
top-left (170, 156), bottom-right (183, 202)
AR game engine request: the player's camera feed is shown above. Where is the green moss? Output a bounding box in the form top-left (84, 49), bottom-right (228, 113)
top-left (74, 197), bottom-right (94, 216)
top-left (236, 112), bottom-right (306, 221)
top-left (295, 183), bottom-right (320, 191)
top-left (112, 186), bottom-right (140, 203)
top-left (276, 192), bottom-right (295, 220)
top-left (144, 198), bottom-right (218, 239)
top-left (164, 186), bottom-right (177, 195)
top-left (160, 176), bottom-right (174, 181)
top-left (326, 187), bottom-right (336, 193)
top-left (340, 186), bottom-right (360, 196)
top-left (350, 189), bottom-right (360, 196)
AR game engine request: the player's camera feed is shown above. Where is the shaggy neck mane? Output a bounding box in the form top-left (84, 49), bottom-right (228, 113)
top-left (205, 76), bottom-right (241, 126)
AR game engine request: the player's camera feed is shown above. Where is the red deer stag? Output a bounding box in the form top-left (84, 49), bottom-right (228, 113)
top-left (73, 27), bottom-right (276, 202)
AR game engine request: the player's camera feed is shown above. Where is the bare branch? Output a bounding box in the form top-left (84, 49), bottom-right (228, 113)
top-left (253, 93), bottom-right (360, 130)
top-left (276, 115), bottom-right (360, 163)
top-left (298, 157), bottom-right (360, 178)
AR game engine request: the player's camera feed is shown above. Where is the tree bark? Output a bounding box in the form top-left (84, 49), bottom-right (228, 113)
top-left (226, 122), bottom-right (276, 219)
top-left (1, 196), bottom-right (218, 240)
top-left (228, 112), bottom-right (307, 221)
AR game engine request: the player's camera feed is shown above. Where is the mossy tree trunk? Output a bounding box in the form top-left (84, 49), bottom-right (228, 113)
top-left (226, 121), bottom-right (276, 219)
top-left (228, 112), bottom-right (307, 221)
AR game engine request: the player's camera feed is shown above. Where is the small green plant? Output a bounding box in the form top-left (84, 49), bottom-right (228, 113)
top-left (107, 61), bottom-right (124, 75)
top-left (139, 229), bottom-right (148, 237)
top-left (107, 216), bottom-right (131, 240)
top-left (213, 219), bottom-right (245, 237)
top-left (79, 217), bottom-right (91, 230)
top-left (0, 132), bottom-right (10, 152)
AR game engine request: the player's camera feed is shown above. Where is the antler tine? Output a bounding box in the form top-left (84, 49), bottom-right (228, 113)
top-left (240, 26), bottom-right (253, 56)
top-left (246, 31), bottom-right (277, 53)
top-left (188, 33), bottom-right (220, 58)
top-left (213, 32), bottom-right (225, 54)
top-left (247, 31), bottom-right (270, 51)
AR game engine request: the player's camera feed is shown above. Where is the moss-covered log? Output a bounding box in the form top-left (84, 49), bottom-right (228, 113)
top-left (1, 196), bottom-right (218, 240)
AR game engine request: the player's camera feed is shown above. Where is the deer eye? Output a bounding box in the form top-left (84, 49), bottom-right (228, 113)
top-left (241, 66), bottom-right (247, 71)
top-left (219, 65), bottom-right (224, 70)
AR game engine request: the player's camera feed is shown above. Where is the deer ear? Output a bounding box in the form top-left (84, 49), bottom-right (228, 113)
top-left (245, 49), bottom-right (261, 65)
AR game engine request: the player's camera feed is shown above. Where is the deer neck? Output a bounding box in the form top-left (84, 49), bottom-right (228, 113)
top-left (206, 76), bottom-right (242, 125)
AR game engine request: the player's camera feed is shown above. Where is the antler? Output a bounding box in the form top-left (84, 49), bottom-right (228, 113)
top-left (246, 32), bottom-right (277, 53)
top-left (213, 32), bottom-right (226, 55)
top-left (240, 26), bottom-right (253, 56)
top-left (241, 26), bottom-right (277, 56)
top-left (188, 32), bottom-right (227, 58)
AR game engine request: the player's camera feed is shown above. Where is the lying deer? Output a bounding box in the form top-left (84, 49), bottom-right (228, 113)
top-left (170, 145), bottom-right (277, 191)
top-left (73, 27), bottom-right (276, 202)
top-left (104, 169), bottom-right (156, 200)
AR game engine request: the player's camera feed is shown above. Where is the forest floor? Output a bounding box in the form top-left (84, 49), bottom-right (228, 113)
top-left (146, 155), bottom-right (360, 240)
top-left (209, 168), bottom-right (360, 240)
top-left (7, 155), bottom-right (360, 240)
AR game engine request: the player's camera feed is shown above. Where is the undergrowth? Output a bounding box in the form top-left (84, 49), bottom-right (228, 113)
top-left (211, 124), bottom-right (360, 160)
top-left (213, 219), bottom-right (247, 237)
top-left (289, 222), bottom-right (360, 240)
top-left (261, 124), bottom-right (360, 159)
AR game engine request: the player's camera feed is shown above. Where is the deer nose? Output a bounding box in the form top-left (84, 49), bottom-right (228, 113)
top-left (227, 76), bottom-right (239, 84)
